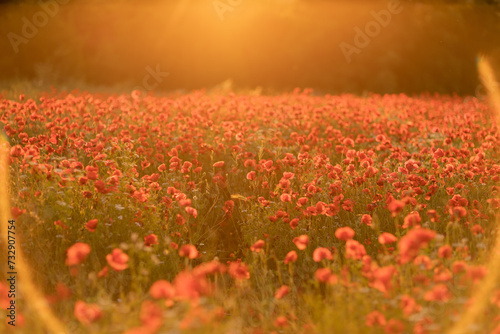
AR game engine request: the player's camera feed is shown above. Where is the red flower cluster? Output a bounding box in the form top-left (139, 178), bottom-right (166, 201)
top-left (2, 90), bottom-right (498, 333)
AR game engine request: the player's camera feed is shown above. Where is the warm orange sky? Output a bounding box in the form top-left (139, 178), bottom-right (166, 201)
top-left (0, 0), bottom-right (499, 94)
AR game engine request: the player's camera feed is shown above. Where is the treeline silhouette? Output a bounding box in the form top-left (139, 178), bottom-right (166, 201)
top-left (0, 0), bottom-right (499, 95)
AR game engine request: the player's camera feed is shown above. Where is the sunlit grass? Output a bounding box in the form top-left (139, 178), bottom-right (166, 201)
top-left (1, 84), bottom-right (500, 333)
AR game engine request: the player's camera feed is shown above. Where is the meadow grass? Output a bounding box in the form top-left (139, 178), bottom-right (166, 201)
top-left (0, 61), bottom-right (500, 334)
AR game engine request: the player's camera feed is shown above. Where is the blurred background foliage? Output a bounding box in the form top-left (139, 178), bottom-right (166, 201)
top-left (0, 0), bottom-right (499, 95)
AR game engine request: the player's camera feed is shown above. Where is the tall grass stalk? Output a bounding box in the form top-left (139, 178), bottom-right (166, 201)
top-left (0, 134), bottom-right (67, 334)
top-left (447, 55), bottom-right (500, 334)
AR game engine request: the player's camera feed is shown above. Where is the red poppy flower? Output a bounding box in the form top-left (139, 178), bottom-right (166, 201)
top-left (293, 235), bottom-right (309, 250)
top-left (213, 161), bottom-right (225, 168)
top-left (149, 280), bottom-right (175, 300)
top-left (54, 220), bottom-right (69, 229)
top-left (175, 214), bottom-right (186, 226)
top-left (335, 226), bottom-right (355, 241)
top-left (228, 261), bottom-right (250, 280)
top-left (85, 219), bottom-right (98, 232)
top-left (280, 193), bottom-right (292, 202)
top-left (185, 206), bottom-right (198, 218)
top-left (438, 245), bottom-right (452, 259)
top-left (174, 270), bottom-right (211, 301)
top-left (274, 285), bottom-right (290, 299)
top-left (402, 211), bottom-right (421, 229)
top-left (400, 295), bottom-right (421, 317)
top-left (361, 214), bottom-right (372, 226)
top-left (471, 224), bottom-right (484, 235)
top-left (74, 300), bottom-right (102, 326)
top-left (345, 239), bottom-right (366, 260)
top-left (139, 300), bottom-right (163, 331)
top-left (398, 228), bottom-right (436, 264)
top-left (97, 266), bottom-right (109, 278)
top-left (452, 261), bottom-right (468, 274)
top-left (297, 197), bottom-right (308, 207)
top-left (313, 247), bottom-right (333, 262)
top-left (467, 265), bottom-right (488, 284)
top-left (106, 248), bottom-right (129, 271)
top-left (284, 251), bottom-right (298, 264)
top-left (378, 232), bottom-right (397, 245)
top-left (144, 234), bottom-right (159, 247)
top-left (289, 218), bottom-right (299, 229)
top-left (387, 199), bottom-right (405, 217)
top-left (11, 207), bottom-right (26, 219)
top-left (423, 284), bottom-right (451, 302)
top-left (384, 319), bottom-right (405, 334)
top-left (366, 310), bottom-right (386, 327)
top-left (179, 244), bottom-right (198, 259)
top-left (370, 266), bottom-right (396, 294)
top-left (274, 316), bottom-right (288, 328)
top-left (66, 243), bottom-right (91, 266)
top-left (10, 145), bottom-right (23, 158)
top-left (314, 268), bottom-right (338, 284)
top-left (250, 240), bottom-right (265, 252)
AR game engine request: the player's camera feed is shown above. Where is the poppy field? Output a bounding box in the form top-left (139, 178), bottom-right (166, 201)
top-left (1, 89), bottom-right (500, 333)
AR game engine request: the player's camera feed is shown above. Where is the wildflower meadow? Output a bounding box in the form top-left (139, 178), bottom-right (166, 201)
top-left (1, 85), bottom-right (500, 333)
